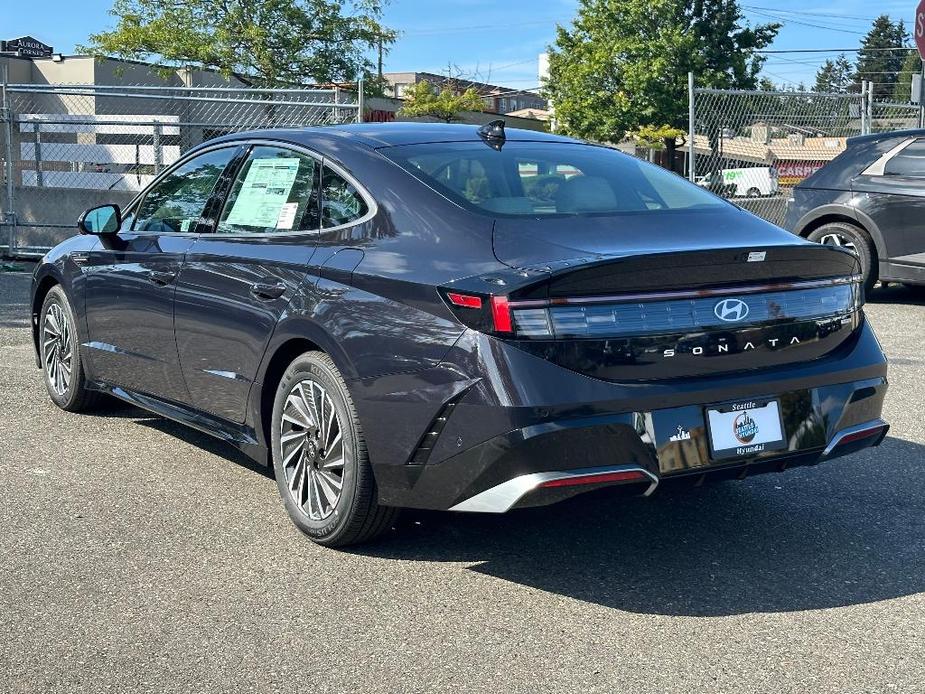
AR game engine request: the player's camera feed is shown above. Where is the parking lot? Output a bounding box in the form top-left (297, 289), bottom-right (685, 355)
top-left (0, 269), bottom-right (923, 693)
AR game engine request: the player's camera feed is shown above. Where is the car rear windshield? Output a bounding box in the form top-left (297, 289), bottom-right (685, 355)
top-left (382, 141), bottom-right (727, 217)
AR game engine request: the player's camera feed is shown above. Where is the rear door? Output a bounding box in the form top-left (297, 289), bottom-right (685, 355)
top-left (173, 143), bottom-right (322, 422)
top-left (852, 137), bottom-right (925, 265)
top-left (83, 146), bottom-right (240, 401)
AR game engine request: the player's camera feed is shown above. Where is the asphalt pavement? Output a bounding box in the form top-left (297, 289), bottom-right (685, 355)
top-left (1, 270), bottom-right (923, 693)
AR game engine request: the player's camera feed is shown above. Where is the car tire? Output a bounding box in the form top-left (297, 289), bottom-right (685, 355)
top-left (806, 222), bottom-right (877, 293)
top-left (746, 187), bottom-right (761, 197)
top-left (271, 350), bottom-right (399, 547)
top-left (39, 285), bottom-right (102, 412)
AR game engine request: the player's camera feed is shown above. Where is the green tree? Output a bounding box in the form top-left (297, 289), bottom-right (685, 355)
top-left (397, 81), bottom-right (484, 123)
top-left (81, 0), bottom-right (396, 87)
top-left (893, 50), bottom-right (923, 102)
top-left (854, 15), bottom-right (910, 100)
top-left (814, 54), bottom-right (854, 93)
top-left (544, 0), bottom-right (779, 163)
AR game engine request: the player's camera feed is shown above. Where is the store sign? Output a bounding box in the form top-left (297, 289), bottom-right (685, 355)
top-left (775, 161), bottom-right (824, 183)
top-left (1, 36), bottom-right (53, 58)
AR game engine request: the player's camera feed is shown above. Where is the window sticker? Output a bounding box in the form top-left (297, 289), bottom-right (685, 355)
top-left (226, 158), bottom-right (300, 228)
top-left (276, 202), bottom-right (299, 230)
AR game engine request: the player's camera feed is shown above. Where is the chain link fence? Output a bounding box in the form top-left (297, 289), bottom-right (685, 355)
top-left (1, 82), bottom-right (361, 257)
top-left (689, 79), bottom-right (925, 226)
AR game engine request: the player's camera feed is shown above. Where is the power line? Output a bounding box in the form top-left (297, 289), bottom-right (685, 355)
top-left (743, 6), bottom-right (881, 22)
top-left (758, 47), bottom-right (917, 54)
top-left (745, 8), bottom-right (868, 35)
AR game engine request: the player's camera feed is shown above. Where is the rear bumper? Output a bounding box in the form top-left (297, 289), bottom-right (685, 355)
top-left (446, 417), bottom-right (888, 513)
top-left (367, 319), bottom-right (889, 512)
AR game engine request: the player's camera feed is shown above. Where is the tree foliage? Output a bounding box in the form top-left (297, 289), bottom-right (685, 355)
top-left (893, 50), bottom-right (923, 103)
top-left (81, 0), bottom-right (396, 87)
top-left (544, 0), bottom-right (779, 155)
top-left (397, 81), bottom-right (484, 123)
top-left (813, 55), bottom-right (854, 94)
top-left (854, 15), bottom-right (910, 100)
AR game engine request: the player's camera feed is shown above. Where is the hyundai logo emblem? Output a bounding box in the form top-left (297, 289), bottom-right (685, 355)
top-left (714, 298), bottom-right (750, 322)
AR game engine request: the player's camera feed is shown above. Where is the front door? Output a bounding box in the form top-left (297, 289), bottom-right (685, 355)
top-left (173, 144), bottom-right (323, 422)
top-left (83, 146), bottom-right (240, 401)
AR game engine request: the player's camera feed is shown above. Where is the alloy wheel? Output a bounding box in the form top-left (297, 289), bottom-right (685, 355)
top-left (817, 232), bottom-right (857, 254)
top-left (279, 378), bottom-right (345, 520)
top-left (42, 302), bottom-right (73, 396)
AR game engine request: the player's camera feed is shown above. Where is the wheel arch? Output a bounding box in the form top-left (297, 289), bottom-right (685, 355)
top-left (30, 270), bottom-right (64, 368)
top-left (795, 204), bottom-right (886, 260)
top-left (252, 316), bottom-right (358, 455)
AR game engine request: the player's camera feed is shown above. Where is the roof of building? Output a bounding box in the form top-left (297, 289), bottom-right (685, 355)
top-left (505, 108), bottom-right (551, 121)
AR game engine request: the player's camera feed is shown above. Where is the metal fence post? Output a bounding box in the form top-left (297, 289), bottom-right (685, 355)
top-left (357, 77), bottom-right (365, 124)
top-left (687, 72), bottom-right (696, 182)
top-left (153, 122), bottom-right (163, 174)
top-left (919, 59), bottom-right (925, 129)
top-left (1, 68), bottom-right (16, 258)
top-left (865, 81), bottom-right (873, 135)
top-left (859, 83), bottom-right (866, 136)
top-left (32, 122), bottom-right (43, 188)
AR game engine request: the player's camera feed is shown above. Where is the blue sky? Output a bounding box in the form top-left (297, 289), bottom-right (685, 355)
top-left (3, 0), bottom-right (921, 89)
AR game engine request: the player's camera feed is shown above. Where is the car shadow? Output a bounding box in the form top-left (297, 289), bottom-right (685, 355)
top-left (351, 435), bottom-right (925, 617)
top-left (869, 283), bottom-right (925, 306)
top-left (102, 400), bottom-right (924, 618)
top-left (127, 410), bottom-right (274, 479)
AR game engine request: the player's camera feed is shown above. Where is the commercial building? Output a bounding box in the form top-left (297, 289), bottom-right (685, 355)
top-left (382, 71), bottom-right (546, 114)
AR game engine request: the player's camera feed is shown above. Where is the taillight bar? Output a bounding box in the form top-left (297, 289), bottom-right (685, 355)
top-left (505, 274), bottom-right (864, 309)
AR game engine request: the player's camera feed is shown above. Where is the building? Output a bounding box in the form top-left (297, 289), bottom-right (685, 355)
top-left (382, 71), bottom-right (546, 115)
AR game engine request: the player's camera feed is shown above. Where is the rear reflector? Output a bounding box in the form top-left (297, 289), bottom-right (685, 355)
top-left (539, 469), bottom-right (648, 489)
top-left (447, 292), bottom-right (483, 309)
top-left (835, 424), bottom-right (887, 446)
top-left (490, 295), bottom-right (513, 333)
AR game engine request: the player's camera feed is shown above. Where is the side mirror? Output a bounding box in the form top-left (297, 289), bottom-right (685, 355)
top-left (78, 204), bottom-right (121, 235)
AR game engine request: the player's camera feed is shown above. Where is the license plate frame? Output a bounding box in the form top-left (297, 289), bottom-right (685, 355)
top-left (704, 397), bottom-right (787, 461)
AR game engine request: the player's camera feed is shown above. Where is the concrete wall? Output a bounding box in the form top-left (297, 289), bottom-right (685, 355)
top-left (9, 185), bottom-right (136, 249)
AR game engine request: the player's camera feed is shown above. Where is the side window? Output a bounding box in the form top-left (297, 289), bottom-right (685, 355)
top-left (217, 146), bottom-right (320, 234)
top-left (134, 148), bottom-right (237, 233)
top-left (321, 166), bottom-right (369, 228)
top-left (884, 139), bottom-right (925, 177)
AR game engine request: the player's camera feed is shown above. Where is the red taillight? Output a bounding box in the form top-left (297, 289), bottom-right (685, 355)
top-left (836, 425), bottom-right (887, 446)
top-left (490, 295), bottom-right (513, 333)
top-left (447, 292), bottom-right (483, 309)
top-left (538, 470), bottom-right (647, 489)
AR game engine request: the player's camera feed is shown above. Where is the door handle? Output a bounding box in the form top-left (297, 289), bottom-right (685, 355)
top-left (250, 281), bottom-right (286, 301)
top-left (146, 269), bottom-right (177, 286)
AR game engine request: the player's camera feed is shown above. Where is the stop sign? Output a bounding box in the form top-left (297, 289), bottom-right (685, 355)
top-left (916, 0), bottom-right (925, 59)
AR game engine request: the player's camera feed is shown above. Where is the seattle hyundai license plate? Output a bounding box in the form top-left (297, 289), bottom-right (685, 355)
top-left (705, 398), bottom-right (787, 461)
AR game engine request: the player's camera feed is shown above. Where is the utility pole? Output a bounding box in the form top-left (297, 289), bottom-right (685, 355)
top-left (377, 36), bottom-right (383, 82)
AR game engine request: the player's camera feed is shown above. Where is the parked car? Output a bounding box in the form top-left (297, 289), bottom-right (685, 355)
top-left (784, 129), bottom-right (925, 291)
top-left (695, 171), bottom-right (737, 196)
top-left (698, 167), bottom-right (779, 197)
top-left (31, 122), bottom-right (889, 547)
